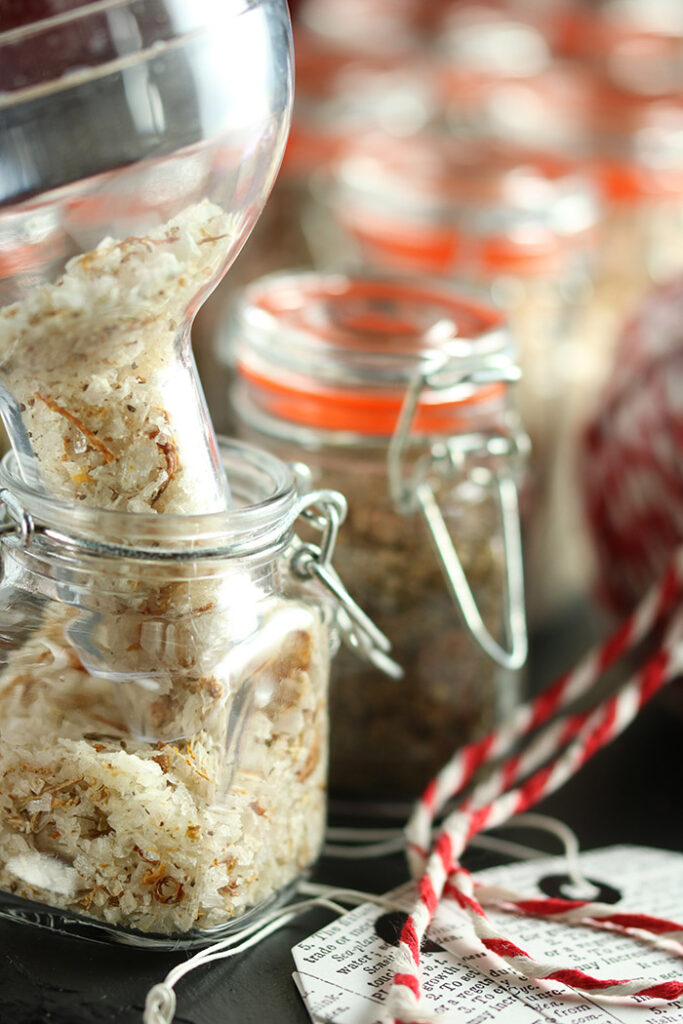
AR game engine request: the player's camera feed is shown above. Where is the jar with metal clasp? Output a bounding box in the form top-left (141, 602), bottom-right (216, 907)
top-left (224, 271), bottom-right (529, 798)
top-left (0, 438), bottom-right (394, 945)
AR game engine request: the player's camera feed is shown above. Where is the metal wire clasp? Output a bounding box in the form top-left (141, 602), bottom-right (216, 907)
top-left (387, 367), bottom-right (528, 672)
top-left (0, 488), bottom-right (35, 545)
top-left (290, 489), bottom-right (403, 679)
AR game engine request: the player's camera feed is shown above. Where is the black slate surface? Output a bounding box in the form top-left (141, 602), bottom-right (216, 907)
top-left (1, 605), bottom-right (681, 1024)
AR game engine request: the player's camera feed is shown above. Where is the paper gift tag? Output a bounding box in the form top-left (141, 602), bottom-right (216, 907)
top-left (292, 846), bottom-right (683, 1024)
top-left (467, 845), bottom-right (683, 1024)
top-left (293, 893), bottom-right (550, 1024)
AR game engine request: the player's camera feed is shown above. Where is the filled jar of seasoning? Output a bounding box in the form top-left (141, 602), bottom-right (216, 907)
top-left (541, 3), bottom-right (683, 297)
top-left (0, 437), bottom-right (391, 945)
top-left (435, 2), bottom-right (556, 139)
top-left (225, 272), bottom-right (528, 797)
top-left (0, 0), bottom-right (388, 949)
top-left (329, 135), bottom-right (601, 619)
top-left (330, 135), bottom-right (600, 445)
top-left (588, 80), bottom-right (683, 299)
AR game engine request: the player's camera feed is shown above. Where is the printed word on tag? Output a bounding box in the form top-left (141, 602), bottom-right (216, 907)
top-left (292, 846), bottom-right (683, 1024)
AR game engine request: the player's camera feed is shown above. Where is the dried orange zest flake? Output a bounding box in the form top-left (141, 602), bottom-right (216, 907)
top-left (151, 434), bottom-right (179, 506)
top-left (36, 393), bottom-right (116, 463)
top-left (88, 712), bottom-right (125, 732)
top-left (80, 884), bottom-right (101, 910)
top-left (153, 876), bottom-right (184, 905)
top-left (15, 776), bottom-right (83, 810)
top-left (198, 233), bottom-right (230, 245)
top-left (297, 736), bottom-right (320, 783)
top-left (202, 675), bottom-right (223, 698)
top-left (152, 752), bottom-right (171, 774)
top-left (142, 861), bottom-right (167, 885)
top-left (133, 844), bottom-right (160, 865)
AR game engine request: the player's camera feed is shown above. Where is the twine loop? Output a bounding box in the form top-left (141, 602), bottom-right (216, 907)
top-left (144, 984), bottom-right (176, 1024)
top-left (384, 548), bottom-right (683, 1023)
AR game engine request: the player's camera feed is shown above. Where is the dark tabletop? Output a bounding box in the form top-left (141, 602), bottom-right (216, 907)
top-left (1, 604), bottom-right (681, 1024)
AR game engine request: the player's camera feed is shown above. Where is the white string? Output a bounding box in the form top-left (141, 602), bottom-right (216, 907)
top-left (143, 888), bottom-right (398, 1024)
top-left (324, 834), bottom-right (405, 858)
top-left (512, 813), bottom-right (600, 899)
top-left (297, 881), bottom-right (398, 909)
top-left (325, 814), bottom-right (597, 895)
top-left (143, 815), bottom-right (592, 1023)
top-left (324, 829), bottom-right (550, 862)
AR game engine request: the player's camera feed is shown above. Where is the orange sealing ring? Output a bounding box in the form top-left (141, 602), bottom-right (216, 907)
top-left (237, 275), bottom-right (510, 436)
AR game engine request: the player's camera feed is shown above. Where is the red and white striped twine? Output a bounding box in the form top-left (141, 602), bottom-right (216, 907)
top-left (384, 547), bottom-right (683, 1024)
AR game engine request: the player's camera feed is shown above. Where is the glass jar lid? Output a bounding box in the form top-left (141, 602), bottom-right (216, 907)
top-left (333, 135), bottom-right (600, 275)
top-left (230, 271), bottom-right (517, 436)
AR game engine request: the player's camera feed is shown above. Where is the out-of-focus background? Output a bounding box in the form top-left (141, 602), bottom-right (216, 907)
top-left (196, 0), bottom-right (683, 633)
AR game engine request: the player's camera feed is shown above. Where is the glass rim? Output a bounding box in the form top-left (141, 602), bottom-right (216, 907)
top-left (228, 270), bottom-right (516, 437)
top-left (231, 268), bottom-right (515, 385)
top-left (0, 436), bottom-right (298, 559)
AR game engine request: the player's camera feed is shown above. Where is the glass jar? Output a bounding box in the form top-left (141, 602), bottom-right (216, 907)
top-left (331, 135), bottom-right (599, 438)
top-left (435, 2), bottom-right (555, 137)
top-left (298, 0), bottom-right (448, 59)
top-left (225, 272), bottom-right (528, 798)
top-left (544, 4), bottom-right (683, 300)
top-left (232, 25), bottom-right (440, 275)
top-left (0, 0), bottom-right (293, 512)
top-left (588, 81), bottom-right (683, 300)
top-left (329, 136), bottom-right (602, 620)
top-left (440, 62), bottom-right (592, 162)
top-left (0, 438), bottom-right (367, 947)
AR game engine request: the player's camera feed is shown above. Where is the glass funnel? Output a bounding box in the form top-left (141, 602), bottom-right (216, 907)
top-left (0, 0), bottom-right (293, 514)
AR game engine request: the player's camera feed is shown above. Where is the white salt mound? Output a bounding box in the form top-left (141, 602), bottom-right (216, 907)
top-left (0, 199), bottom-right (235, 514)
top-left (0, 599), bottom-right (328, 934)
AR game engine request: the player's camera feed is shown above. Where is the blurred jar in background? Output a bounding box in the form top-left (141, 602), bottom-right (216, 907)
top-left (331, 137), bottom-right (598, 450)
top-left (587, 80), bottom-right (683, 303)
top-left (223, 271), bottom-right (528, 798)
top-left (542, 0), bottom-right (683, 302)
top-left (281, 31), bottom-right (439, 268)
top-left (434, 1), bottom-right (554, 138)
top-left (297, 0), bottom-right (455, 59)
top-left (329, 135), bottom-right (601, 619)
top-left (550, 0), bottom-right (682, 94)
top-left (442, 58), bottom-right (592, 159)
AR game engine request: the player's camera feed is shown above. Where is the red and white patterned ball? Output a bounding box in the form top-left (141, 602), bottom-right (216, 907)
top-left (583, 275), bottom-right (683, 613)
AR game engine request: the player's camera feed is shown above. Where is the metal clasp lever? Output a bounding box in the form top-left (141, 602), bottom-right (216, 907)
top-left (388, 369), bottom-right (528, 673)
top-left (291, 490), bottom-right (403, 679)
top-left (0, 488), bottom-right (35, 544)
